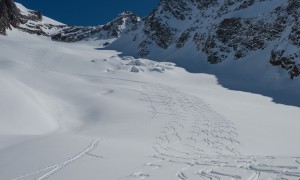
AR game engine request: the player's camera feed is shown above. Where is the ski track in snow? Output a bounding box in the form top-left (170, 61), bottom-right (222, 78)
top-left (9, 123), bottom-right (132, 180)
top-left (10, 139), bottom-right (101, 180)
top-left (127, 84), bottom-right (300, 180)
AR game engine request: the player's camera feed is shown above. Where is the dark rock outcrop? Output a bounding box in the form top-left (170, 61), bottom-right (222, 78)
top-left (0, 0), bottom-right (21, 35)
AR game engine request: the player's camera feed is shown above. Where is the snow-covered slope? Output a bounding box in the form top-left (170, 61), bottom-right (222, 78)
top-left (1, 25), bottom-right (300, 180)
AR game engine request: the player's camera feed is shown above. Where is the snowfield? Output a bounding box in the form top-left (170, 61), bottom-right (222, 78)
top-left (1, 29), bottom-right (300, 180)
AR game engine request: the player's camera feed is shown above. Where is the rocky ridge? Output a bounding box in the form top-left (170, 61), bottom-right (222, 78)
top-left (0, 0), bottom-right (139, 46)
top-left (51, 11), bottom-right (140, 46)
top-left (111, 0), bottom-right (300, 79)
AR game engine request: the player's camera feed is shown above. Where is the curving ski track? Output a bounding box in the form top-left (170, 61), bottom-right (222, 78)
top-left (10, 139), bottom-right (101, 180)
top-left (128, 84), bottom-right (300, 180)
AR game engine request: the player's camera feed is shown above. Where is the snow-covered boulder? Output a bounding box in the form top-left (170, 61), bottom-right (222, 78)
top-left (149, 67), bottom-right (165, 73)
top-left (130, 66), bottom-right (140, 73)
top-left (127, 59), bottom-right (144, 66)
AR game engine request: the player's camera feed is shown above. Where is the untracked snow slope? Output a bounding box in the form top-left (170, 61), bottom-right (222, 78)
top-left (0, 30), bottom-right (300, 180)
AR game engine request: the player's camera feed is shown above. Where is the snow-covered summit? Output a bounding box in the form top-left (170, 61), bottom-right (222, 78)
top-left (15, 2), bottom-right (63, 26)
top-left (0, 0), bottom-right (65, 36)
top-left (15, 2), bottom-right (65, 35)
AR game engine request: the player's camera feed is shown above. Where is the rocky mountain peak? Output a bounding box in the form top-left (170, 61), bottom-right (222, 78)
top-left (106, 11), bottom-right (140, 32)
top-left (118, 11), bottom-right (136, 17)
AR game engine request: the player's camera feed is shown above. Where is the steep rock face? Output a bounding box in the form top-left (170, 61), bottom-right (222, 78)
top-left (0, 0), bottom-right (21, 35)
top-left (136, 0), bottom-right (196, 56)
top-left (111, 0), bottom-right (300, 79)
top-left (51, 12), bottom-right (140, 46)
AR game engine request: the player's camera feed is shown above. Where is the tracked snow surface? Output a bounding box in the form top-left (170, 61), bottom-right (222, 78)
top-left (0, 27), bottom-right (300, 180)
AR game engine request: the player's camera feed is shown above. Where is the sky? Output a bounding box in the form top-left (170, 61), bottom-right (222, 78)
top-left (16, 0), bottom-right (160, 26)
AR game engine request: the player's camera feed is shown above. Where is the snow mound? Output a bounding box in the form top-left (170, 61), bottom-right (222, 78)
top-left (0, 74), bottom-right (59, 135)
